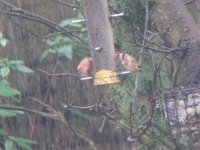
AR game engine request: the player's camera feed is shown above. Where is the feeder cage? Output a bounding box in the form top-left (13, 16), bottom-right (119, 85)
top-left (162, 83), bottom-right (200, 138)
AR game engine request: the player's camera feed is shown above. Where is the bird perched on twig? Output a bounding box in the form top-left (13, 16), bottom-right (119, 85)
top-left (116, 52), bottom-right (141, 73)
top-left (77, 57), bottom-right (92, 77)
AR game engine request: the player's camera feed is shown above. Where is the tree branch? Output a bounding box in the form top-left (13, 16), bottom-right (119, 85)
top-left (0, 104), bottom-right (64, 121)
top-left (184, 0), bottom-right (196, 5)
top-left (0, 0), bottom-right (88, 46)
top-left (52, 0), bottom-right (81, 8)
top-left (35, 68), bottom-right (78, 77)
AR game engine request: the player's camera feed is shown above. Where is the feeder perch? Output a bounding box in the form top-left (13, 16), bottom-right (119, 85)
top-left (80, 71), bottom-right (132, 81)
top-left (72, 19), bottom-right (86, 23)
top-left (80, 76), bottom-right (93, 81)
top-left (162, 83), bottom-right (200, 138)
top-left (109, 12), bottom-right (124, 18)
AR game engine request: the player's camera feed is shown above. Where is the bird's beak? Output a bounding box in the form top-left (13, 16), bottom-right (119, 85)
top-left (137, 65), bottom-right (141, 71)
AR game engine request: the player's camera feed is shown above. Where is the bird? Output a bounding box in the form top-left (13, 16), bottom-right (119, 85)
top-left (116, 52), bottom-right (141, 73)
top-left (77, 57), bottom-right (92, 77)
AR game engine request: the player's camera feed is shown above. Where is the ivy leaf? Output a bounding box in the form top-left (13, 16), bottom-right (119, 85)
top-left (0, 81), bottom-right (21, 97)
top-left (57, 45), bottom-right (72, 60)
top-left (1, 66), bottom-right (10, 78)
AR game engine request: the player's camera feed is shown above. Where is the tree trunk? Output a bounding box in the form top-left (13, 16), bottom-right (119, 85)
top-left (83, 0), bottom-right (116, 72)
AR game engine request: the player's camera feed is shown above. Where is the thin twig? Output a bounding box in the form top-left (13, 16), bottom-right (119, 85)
top-left (44, 55), bottom-right (60, 104)
top-left (67, 124), bottom-right (98, 150)
top-left (64, 103), bottom-right (97, 110)
top-left (43, 30), bottom-right (87, 39)
top-left (52, 0), bottom-right (81, 8)
top-left (0, 104), bottom-right (97, 149)
top-left (29, 96), bottom-right (57, 113)
top-left (0, 105), bottom-right (63, 121)
top-left (184, 0), bottom-right (196, 5)
top-left (35, 68), bottom-right (78, 77)
top-left (151, 122), bottom-right (183, 149)
top-left (99, 116), bottom-right (107, 132)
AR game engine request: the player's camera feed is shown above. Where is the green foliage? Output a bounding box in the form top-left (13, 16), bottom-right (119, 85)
top-left (108, 82), bottom-right (134, 120)
top-left (40, 35), bottom-right (74, 62)
top-left (57, 45), bottom-right (72, 60)
top-left (0, 129), bottom-right (36, 150)
top-left (110, 0), bottom-right (177, 148)
top-left (59, 18), bottom-right (82, 28)
top-left (0, 109), bottom-right (23, 117)
top-left (0, 33), bottom-right (34, 150)
top-left (5, 140), bottom-right (14, 150)
top-left (0, 32), bottom-right (8, 47)
top-left (40, 18), bottom-right (88, 62)
top-left (0, 80), bottom-right (20, 97)
top-left (4, 135), bottom-right (36, 150)
top-left (0, 59), bottom-right (33, 78)
top-left (10, 61), bottom-right (33, 73)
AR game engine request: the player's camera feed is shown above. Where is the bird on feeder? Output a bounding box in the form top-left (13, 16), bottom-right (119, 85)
top-left (116, 52), bottom-right (141, 73)
top-left (77, 57), bottom-right (92, 77)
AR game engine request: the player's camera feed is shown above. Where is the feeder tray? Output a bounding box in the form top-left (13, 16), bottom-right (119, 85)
top-left (162, 83), bottom-right (200, 138)
top-left (93, 70), bottom-right (120, 85)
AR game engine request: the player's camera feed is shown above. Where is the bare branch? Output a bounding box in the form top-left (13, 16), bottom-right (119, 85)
top-left (35, 68), bottom-right (78, 77)
top-left (184, 0), bottom-right (196, 5)
top-left (0, 104), bottom-right (64, 121)
top-left (29, 96), bottom-right (57, 114)
top-left (52, 0), bottom-right (81, 8)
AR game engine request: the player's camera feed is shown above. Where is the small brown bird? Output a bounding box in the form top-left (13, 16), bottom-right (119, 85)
top-left (116, 52), bottom-right (141, 73)
top-left (77, 57), bottom-right (92, 77)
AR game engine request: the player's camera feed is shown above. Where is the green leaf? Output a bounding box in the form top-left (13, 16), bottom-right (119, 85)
top-left (5, 140), bottom-right (13, 150)
top-left (0, 58), bottom-right (8, 67)
top-left (67, 108), bottom-right (96, 121)
top-left (0, 38), bottom-right (7, 47)
top-left (0, 109), bottom-right (24, 117)
top-left (48, 49), bottom-right (56, 54)
top-left (9, 136), bottom-right (36, 145)
top-left (57, 45), bottom-right (72, 60)
top-left (0, 32), bottom-right (8, 47)
top-left (0, 129), bottom-right (6, 136)
top-left (10, 96), bottom-right (21, 103)
top-left (0, 81), bottom-right (21, 97)
top-left (39, 50), bottom-right (49, 63)
top-left (13, 64), bottom-right (33, 73)
top-left (0, 66), bottom-right (10, 78)
top-left (18, 143), bottom-right (32, 150)
top-left (9, 60), bottom-right (23, 65)
top-left (46, 35), bottom-right (63, 46)
top-left (59, 18), bottom-right (82, 28)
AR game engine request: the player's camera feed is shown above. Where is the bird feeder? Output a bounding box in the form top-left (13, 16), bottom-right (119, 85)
top-left (83, 0), bottom-right (126, 86)
top-left (162, 83), bottom-right (200, 138)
